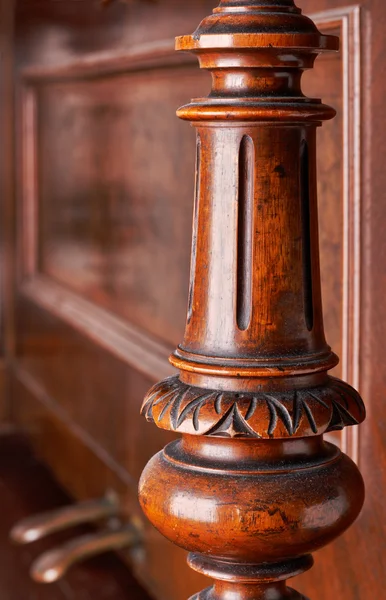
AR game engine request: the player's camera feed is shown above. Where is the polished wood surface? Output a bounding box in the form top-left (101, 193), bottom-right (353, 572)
top-left (139, 2), bottom-right (365, 598)
top-left (2, 0), bottom-right (385, 598)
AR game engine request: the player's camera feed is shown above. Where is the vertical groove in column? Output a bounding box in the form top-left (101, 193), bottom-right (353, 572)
top-left (300, 139), bottom-right (314, 331)
top-left (187, 134), bottom-right (201, 324)
top-left (237, 135), bottom-right (254, 331)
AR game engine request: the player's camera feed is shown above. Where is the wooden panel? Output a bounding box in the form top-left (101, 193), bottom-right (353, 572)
top-left (12, 1), bottom-right (384, 600)
top-left (18, 45), bottom-right (211, 382)
top-left (295, 1), bottom-right (386, 599)
top-left (12, 296), bottom-right (177, 479)
top-left (0, 0), bottom-right (14, 421)
top-left (23, 275), bottom-right (174, 382)
top-left (303, 6), bottom-right (362, 460)
top-left (0, 0), bottom-right (12, 359)
top-left (36, 68), bottom-right (205, 347)
top-left (20, 47), bottom-right (210, 346)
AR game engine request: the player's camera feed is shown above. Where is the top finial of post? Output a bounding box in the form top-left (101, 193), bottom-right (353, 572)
top-left (176, 0), bottom-right (339, 52)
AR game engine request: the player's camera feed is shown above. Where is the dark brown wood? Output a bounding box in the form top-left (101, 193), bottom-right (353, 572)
top-left (3, 0), bottom-right (386, 598)
top-left (0, 430), bottom-right (152, 599)
top-left (0, 0), bottom-right (14, 420)
top-left (139, 2), bottom-right (366, 599)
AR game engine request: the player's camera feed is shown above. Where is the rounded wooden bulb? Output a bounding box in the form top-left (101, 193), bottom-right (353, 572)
top-left (139, 435), bottom-right (364, 565)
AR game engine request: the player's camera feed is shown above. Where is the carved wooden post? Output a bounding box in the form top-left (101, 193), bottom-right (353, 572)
top-left (139, 2), bottom-right (366, 598)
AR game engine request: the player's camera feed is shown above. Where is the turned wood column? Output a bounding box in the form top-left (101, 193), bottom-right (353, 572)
top-left (139, 2), bottom-right (366, 598)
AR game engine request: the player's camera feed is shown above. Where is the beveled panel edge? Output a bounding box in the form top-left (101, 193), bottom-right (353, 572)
top-left (9, 363), bottom-right (137, 508)
top-left (311, 6), bottom-right (362, 463)
top-left (21, 275), bottom-right (175, 382)
top-left (20, 38), bottom-right (194, 83)
top-left (0, 360), bottom-right (9, 422)
top-left (19, 85), bottom-right (38, 281)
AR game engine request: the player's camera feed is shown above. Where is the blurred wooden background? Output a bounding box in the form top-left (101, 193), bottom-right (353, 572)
top-left (0, 0), bottom-right (385, 598)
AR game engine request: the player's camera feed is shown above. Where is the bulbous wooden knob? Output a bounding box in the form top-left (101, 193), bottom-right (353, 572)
top-left (140, 436), bottom-right (364, 562)
top-left (140, 436), bottom-right (364, 598)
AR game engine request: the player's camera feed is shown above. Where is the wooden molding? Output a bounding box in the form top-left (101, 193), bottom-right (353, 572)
top-left (20, 85), bottom-right (38, 280)
top-left (312, 6), bottom-right (362, 463)
top-left (20, 39), bottom-right (192, 83)
top-left (11, 362), bottom-right (134, 494)
top-left (22, 275), bottom-right (174, 382)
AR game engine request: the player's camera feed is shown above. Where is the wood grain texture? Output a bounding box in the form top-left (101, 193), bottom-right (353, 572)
top-left (17, 41), bottom-right (209, 381)
top-left (22, 275), bottom-right (174, 382)
top-left (0, 0), bottom-right (15, 421)
top-left (295, 1), bottom-right (386, 598)
top-left (304, 4), bottom-right (362, 462)
top-left (8, 0), bottom-right (386, 598)
top-left (19, 53), bottom-right (206, 348)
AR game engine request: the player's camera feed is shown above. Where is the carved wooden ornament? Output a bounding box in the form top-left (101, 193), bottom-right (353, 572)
top-left (139, 2), bottom-right (366, 598)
